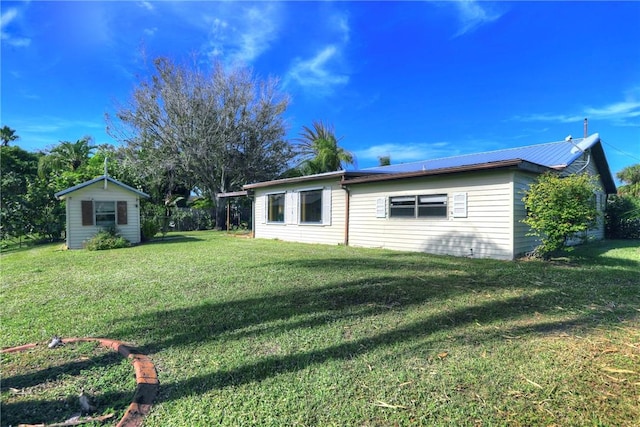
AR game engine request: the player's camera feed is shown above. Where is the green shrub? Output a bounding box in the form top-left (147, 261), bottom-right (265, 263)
top-left (141, 218), bottom-right (160, 241)
top-left (522, 172), bottom-right (600, 259)
top-left (605, 195), bottom-right (640, 239)
top-left (85, 227), bottom-right (130, 251)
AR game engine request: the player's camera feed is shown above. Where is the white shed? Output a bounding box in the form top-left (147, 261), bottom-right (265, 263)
top-left (55, 175), bottom-right (149, 249)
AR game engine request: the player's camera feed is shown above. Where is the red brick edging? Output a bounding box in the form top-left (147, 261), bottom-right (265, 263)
top-left (1, 337), bottom-right (159, 427)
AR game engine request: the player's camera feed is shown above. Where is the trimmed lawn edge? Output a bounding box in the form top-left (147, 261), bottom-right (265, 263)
top-left (1, 338), bottom-right (159, 427)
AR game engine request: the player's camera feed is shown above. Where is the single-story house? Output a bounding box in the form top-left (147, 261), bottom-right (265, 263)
top-left (55, 175), bottom-right (149, 249)
top-left (241, 133), bottom-right (616, 260)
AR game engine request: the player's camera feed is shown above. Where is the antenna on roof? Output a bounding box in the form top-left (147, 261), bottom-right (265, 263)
top-left (104, 157), bottom-right (108, 190)
top-left (584, 118), bottom-right (588, 138)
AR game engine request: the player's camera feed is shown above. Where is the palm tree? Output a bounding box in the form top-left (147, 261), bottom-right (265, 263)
top-left (1, 126), bottom-right (19, 146)
top-left (617, 164), bottom-right (640, 198)
top-left (38, 136), bottom-right (97, 178)
top-left (295, 121), bottom-right (355, 175)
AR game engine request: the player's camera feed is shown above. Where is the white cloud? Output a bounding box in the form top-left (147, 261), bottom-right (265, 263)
top-left (204, 4), bottom-right (281, 66)
top-left (1, 7), bottom-right (31, 47)
top-left (451, 0), bottom-right (504, 37)
top-left (356, 142), bottom-right (457, 164)
top-left (138, 1), bottom-right (154, 12)
top-left (514, 94), bottom-right (640, 127)
top-left (284, 11), bottom-right (351, 96)
top-left (285, 45), bottom-right (349, 94)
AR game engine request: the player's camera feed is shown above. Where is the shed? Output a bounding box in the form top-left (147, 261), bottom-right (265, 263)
top-left (55, 175), bottom-right (149, 249)
top-left (243, 133), bottom-right (616, 260)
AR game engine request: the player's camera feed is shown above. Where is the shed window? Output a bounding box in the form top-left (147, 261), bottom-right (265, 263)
top-left (95, 201), bottom-right (116, 227)
top-left (267, 193), bottom-right (285, 223)
top-left (300, 189), bottom-right (322, 223)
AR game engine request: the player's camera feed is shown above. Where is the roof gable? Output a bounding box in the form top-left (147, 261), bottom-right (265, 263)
top-left (55, 175), bottom-right (149, 200)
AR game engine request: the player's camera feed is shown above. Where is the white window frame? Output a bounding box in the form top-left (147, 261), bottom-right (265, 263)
top-left (95, 201), bottom-right (116, 227)
top-left (265, 192), bottom-right (286, 224)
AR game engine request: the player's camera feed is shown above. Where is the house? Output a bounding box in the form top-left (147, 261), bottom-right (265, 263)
top-left (55, 175), bottom-right (149, 249)
top-left (242, 133), bottom-right (616, 260)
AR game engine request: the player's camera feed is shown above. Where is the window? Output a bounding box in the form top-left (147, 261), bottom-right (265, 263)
top-left (95, 201), bottom-right (116, 227)
top-left (267, 193), bottom-right (285, 223)
top-left (81, 200), bottom-right (128, 227)
top-left (389, 196), bottom-right (416, 217)
top-left (417, 194), bottom-right (447, 218)
top-left (389, 194), bottom-right (448, 218)
top-left (299, 189), bottom-right (322, 223)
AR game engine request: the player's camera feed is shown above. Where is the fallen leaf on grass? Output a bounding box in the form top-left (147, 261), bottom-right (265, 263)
top-left (502, 335), bottom-right (521, 340)
top-left (601, 367), bottom-right (637, 374)
top-left (372, 400), bottom-right (407, 409)
top-left (437, 352), bottom-right (449, 359)
top-left (523, 376), bottom-right (544, 389)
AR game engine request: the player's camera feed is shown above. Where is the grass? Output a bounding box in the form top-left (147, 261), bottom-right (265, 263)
top-left (1, 233), bottom-right (638, 426)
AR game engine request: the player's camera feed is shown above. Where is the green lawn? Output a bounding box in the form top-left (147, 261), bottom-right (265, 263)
top-left (2, 233), bottom-right (639, 426)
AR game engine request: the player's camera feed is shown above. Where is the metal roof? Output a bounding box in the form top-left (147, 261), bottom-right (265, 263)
top-left (55, 175), bottom-right (150, 200)
top-left (362, 134), bottom-right (601, 174)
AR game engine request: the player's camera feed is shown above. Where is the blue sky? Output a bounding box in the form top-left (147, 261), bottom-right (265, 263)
top-left (2, 1), bottom-right (640, 182)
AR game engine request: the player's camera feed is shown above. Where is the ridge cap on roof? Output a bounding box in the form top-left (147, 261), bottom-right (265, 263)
top-left (359, 138), bottom-right (583, 171)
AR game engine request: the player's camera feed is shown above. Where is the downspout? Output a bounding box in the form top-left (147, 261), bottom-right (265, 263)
top-left (342, 183), bottom-right (350, 246)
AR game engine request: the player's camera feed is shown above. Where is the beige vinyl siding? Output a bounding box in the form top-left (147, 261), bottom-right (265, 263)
top-left (347, 171), bottom-right (515, 259)
top-left (253, 179), bottom-right (346, 245)
top-left (513, 172), bottom-right (540, 257)
top-left (65, 181), bottom-right (142, 249)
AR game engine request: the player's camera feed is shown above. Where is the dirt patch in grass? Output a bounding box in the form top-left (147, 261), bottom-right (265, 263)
top-left (1, 341), bottom-right (136, 427)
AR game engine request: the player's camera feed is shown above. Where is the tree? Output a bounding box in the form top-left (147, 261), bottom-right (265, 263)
top-left (0, 126), bottom-right (19, 146)
top-left (108, 57), bottom-right (293, 228)
top-left (38, 137), bottom-right (96, 181)
top-left (522, 172), bottom-right (600, 258)
top-left (378, 155), bottom-right (391, 166)
top-left (616, 164), bottom-right (640, 198)
top-left (295, 121), bottom-right (354, 175)
top-left (0, 146), bottom-right (40, 244)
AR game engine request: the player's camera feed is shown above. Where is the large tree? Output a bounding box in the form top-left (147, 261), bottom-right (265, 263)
top-left (295, 121), bottom-right (354, 175)
top-left (108, 57), bottom-right (293, 227)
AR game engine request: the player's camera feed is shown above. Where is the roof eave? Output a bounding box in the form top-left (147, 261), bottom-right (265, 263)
top-left (243, 170), bottom-right (375, 190)
top-left (55, 175), bottom-right (150, 200)
top-left (341, 159), bottom-right (549, 185)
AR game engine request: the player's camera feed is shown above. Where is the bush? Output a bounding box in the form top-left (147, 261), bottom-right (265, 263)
top-left (522, 172), bottom-right (600, 259)
top-left (605, 195), bottom-right (640, 239)
top-left (141, 218), bottom-right (160, 241)
top-left (85, 227), bottom-right (130, 251)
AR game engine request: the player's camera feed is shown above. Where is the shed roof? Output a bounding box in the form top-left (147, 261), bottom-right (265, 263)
top-left (55, 175), bottom-right (150, 200)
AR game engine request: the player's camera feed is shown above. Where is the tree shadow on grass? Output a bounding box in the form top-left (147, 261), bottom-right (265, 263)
top-left (1, 347), bottom-right (134, 427)
top-left (104, 251), bottom-right (639, 405)
top-left (1, 389), bottom-right (132, 427)
top-left (142, 234), bottom-right (203, 246)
